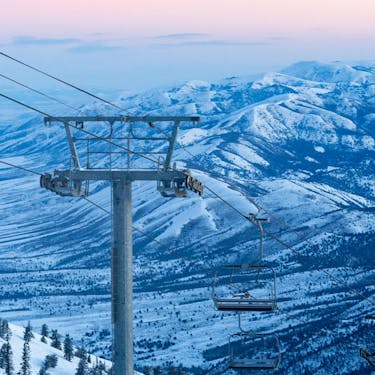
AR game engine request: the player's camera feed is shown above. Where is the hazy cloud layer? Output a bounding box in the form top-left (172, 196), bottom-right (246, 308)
top-left (153, 39), bottom-right (272, 47)
top-left (12, 36), bottom-right (80, 45)
top-left (173, 40), bottom-right (270, 46)
top-left (151, 33), bottom-right (284, 47)
top-left (67, 42), bottom-right (125, 53)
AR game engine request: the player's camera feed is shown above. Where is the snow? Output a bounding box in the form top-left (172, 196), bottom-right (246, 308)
top-left (314, 146), bottom-right (325, 153)
top-left (282, 61), bottom-right (375, 85)
top-left (0, 322), bottom-right (125, 375)
top-left (178, 128), bottom-right (209, 146)
top-left (305, 156), bottom-right (319, 163)
top-left (226, 143), bottom-right (269, 167)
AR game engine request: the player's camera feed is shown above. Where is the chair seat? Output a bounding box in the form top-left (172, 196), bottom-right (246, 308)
top-left (215, 298), bottom-right (276, 312)
top-left (229, 358), bottom-right (278, 369)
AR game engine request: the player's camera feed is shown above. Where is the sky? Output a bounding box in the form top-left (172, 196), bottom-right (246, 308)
top-left (1, 0), bottom-right (375, 94)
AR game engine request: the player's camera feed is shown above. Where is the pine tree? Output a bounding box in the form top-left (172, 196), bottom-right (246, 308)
top-left (3, 333), bottom-right (14, 375)
top-left (90, 360), bottom-right (107, 375)
top-left (0, 343), bottom-right (6, 368)
top-left (75, 356), bottom-right (89, 375)
top-left (44, 354), bottom-right (58, 368)
top-left (40, 324), bottom-right (49, 339)
top-left (63, 334), bottom-right (74, 361)
top-left (19, 340), bottom-right (31, 375)
top-left (0, 319), bottom-right (4, 339)
top-left (0, 320), bottom-right (10, 339)
top-left (50, 329), bottom-right (62, 350)
top-left (39, 353), bottom-right (58, 375)
top-left (23, 322), bottom-right (34, 343)
top-left (75, 347), bottom-right (87, 359)
top-left (40, 324), bottom-right (49, 344)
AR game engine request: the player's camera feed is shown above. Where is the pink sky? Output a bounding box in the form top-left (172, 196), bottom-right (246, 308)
top-left (2, 0), bottom-right (375, 40)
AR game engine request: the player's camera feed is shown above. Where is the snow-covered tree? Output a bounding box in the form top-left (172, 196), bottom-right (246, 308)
top-left (44, 354), bottom-right (58, 368)
top-left (63, 334), bottom-right (74, 361)
top-left (50, 329), bottom-right (62, 350)
top-left (40, 324), bottom-right (49, 340)
top-left (0, 343), bottom-right (6, 368)
top-left (90, 361), bottom-right (107, 375)
top-left (2, 333), bottom-right (14, 375)
top-left (23, 322), bottom-right (34, 343)
top-left (75, 356), bottom-right (89, 375)
top-left (39, 354), bottom-right (58, 375)
top-left (75, 347), bottom-right (87, 359)
top-left (19, 340), bottom-right (31, 375)
top-left (0, 319), bottom-right (10, 339)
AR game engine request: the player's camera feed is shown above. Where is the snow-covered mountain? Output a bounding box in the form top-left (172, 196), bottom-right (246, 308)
top-left (0, 60), bottom-right (374, 374)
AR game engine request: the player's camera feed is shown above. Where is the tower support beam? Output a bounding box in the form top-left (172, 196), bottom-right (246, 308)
top-left (112, 179), bottom-right (133, 375)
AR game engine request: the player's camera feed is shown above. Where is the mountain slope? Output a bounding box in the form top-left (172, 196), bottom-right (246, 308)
top-left (0, 322), bottom-right (114, 374)
top-left (0, 61), bottom-right (374, 374)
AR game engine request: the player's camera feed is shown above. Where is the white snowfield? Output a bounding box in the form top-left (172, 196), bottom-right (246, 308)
top-left (0, 322), bottom-right (142, 375)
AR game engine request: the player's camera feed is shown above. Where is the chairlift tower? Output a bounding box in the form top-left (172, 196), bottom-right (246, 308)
top-left (40, 115), bottom-right (203, 375)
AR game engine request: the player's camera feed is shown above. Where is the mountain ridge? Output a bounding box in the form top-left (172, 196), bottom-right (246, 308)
top-left (0, 60), bottom-right (374, 374)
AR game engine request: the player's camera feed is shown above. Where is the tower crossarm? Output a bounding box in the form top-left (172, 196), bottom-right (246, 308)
top-left (55, 168), bottom-right (187, 181)
top-left (40, 168), bottom-right (204, 197)
top-left (44, 115), bottom-right (200, 126)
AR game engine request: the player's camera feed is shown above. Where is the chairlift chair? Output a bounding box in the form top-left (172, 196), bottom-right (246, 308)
top-left (228, 332), bottom-right (281, 370)
top-left (212, 264), bottom-right (277, 312)
top-left (40, 172), bottom-right (88, 197)
top-left (157, 159), bottom-right (187, 198)
top-left (157, 178), bottom-right (187, 197)
top-left (156, 163), bottom-right (204, 198)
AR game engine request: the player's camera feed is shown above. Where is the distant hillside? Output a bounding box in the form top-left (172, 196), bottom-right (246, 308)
top-left (0, 60), bottom-right (374, 374)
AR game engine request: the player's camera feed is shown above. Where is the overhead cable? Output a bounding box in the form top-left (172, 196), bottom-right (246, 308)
top-left (0, 92), bottom-right (159, 166)
top-left (0, 51), bottom-right (123, 111)
top-left (0, 72), bottom-right (79, 111)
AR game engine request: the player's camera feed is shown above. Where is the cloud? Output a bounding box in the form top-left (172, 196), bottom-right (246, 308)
top-left (151, 33), bottom-right (277, 47)
top-left (178, 40), bottom-right (270, 46)
top-left (12, 36), bottom-right (80, 45)
top-left (67, 42), bottom-right (125, 53)
top-left (154, 39), bottom-right (271, 47)
top-left (154, 33), bottom-right (210, 40)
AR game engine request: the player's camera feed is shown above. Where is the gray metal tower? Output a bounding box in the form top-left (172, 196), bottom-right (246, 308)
top-left (40, 116), bottom-right (203, 375)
